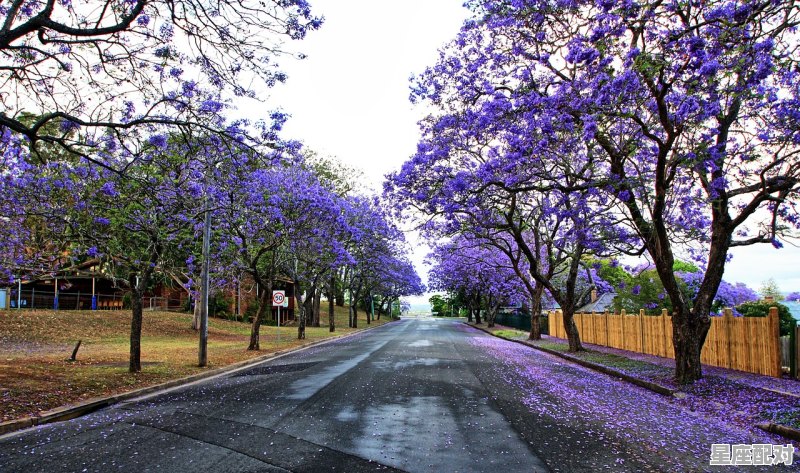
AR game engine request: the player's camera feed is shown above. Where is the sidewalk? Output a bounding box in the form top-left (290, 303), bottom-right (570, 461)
top-left (468, 322), bottom-right (800, 446)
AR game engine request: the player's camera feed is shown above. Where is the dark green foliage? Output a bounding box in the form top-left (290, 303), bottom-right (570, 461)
top-left (736, 301), bottom-right (795, 337)
top-left (592, 259), bottom-right (631, 292)
top-left (613, 268), bottom-right (674, 314)
top-left (429, 295), bottom-right (450, 316)
top-left (210, 293), bottom-right (232, 319)
top-left (244, 303), bottom-right (260, 323)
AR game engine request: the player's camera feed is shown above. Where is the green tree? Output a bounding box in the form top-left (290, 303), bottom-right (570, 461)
top-left (759, 279), bottom-right (785, 301)
top-left (736, 301), bottom-right (795, 337)
top-left (429, 295), bottom-right (450, 316)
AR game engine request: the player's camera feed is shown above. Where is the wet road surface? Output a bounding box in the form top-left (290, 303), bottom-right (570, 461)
top-left (0, 318), bottom-right (786, 472)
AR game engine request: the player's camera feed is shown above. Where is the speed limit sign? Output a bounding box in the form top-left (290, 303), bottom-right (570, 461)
top-left (272, 290), bottom-right (288, 307)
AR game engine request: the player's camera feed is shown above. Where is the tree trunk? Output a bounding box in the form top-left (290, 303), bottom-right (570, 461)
top-left (328, 278), bottom-right (335, 333)
top-left (467, 306), bottom-right (473, 323)
top-left (129, 286), bottom-right (144, 373)
top-left (248, 287), bottom-right (270, 350)
top-left (312, 288), bottom-right (321, 327)
top-left (486, 303), bottom-right (498, 328)
top-left (191, 299), bottom-right (201, 330)
top-left (365, 293), bottom-right (372, 325)
top-left (528, 283), bottom-right (544, 340)
top-left (335, 269), bottom-right (346, 307)
top-left (377, 296), bottom-right (388, 320)
top-left (562, 306), bottom-right (583, 352)
top-left (673, 308), bottom-right (712, 384)
top-left (349, 284), bottom-right (361, 328)
top-left (298, 283), bottom-right (307, 340)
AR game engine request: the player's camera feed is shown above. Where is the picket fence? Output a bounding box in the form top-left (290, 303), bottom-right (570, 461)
top-left (548, 308), bottom-right (782, 378)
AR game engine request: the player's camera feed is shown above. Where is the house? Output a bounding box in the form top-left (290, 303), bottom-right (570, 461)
top-left (576, 290), bottom-right (617, 313)
top-left (10, 276), bottom-right (126, 310)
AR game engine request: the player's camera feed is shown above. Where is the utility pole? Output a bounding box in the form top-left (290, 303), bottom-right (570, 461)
top-left (199, 196), bottom-right (211, 367)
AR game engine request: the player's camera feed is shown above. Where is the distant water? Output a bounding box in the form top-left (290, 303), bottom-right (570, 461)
top-left (407, 303), bottom-right (431, 314)
top-left (784, 301), bottom-right (800, 321)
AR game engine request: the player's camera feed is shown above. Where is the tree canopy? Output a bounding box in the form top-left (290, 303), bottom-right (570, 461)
top-left (388, 0), bottom-right (800, 383)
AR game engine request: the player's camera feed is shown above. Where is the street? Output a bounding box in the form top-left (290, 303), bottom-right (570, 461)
top-left (0, 318), bottom-right (787, 472)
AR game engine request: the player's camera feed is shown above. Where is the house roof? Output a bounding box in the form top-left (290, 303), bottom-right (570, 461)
top-left (577, 292), bottom-right (617, 313)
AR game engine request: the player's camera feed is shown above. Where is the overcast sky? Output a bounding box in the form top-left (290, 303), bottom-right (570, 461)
top-left (235, 0), bottom-right (800, 303)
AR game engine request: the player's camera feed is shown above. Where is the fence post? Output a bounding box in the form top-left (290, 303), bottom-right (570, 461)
top-left (795, 324), bottom-right (799, 380)
top-left (639, 309), bottom-right (645, 353)
top-left (788, 320), bottom-right (796, 378)
top-left (769, 306), bottom-right (780, 378)
top-left (620, 309), bottom-right (627, 350)
top-left (661, 309), bottom-right (668, 358)
top-left (723, 308), bottom-right (733, 370)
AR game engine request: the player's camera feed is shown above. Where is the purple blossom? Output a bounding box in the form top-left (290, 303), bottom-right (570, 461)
top-left (148, 134), bottom-right (168, 149)
top-left (99, 181), bottom-right (118, 197)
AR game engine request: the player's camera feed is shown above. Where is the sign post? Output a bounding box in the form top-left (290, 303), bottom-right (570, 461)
top-left (272, 290), bottom-right (288, 345)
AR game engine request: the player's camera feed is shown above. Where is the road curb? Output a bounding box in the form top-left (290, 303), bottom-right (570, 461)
top-left (0, 321), bottom-right (395, 437)
top-left (466, 323), bottom-right (800, 444)
top-left (465, 322), bottom-right (676, 397)
top-left (755, 422), bottom-right (800, 442)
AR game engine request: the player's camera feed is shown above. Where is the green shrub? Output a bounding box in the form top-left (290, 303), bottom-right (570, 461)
top-left (244, 303), bottom-right (260, 323)
top-left (209, 293), bottom-right (232, 319)
top-left (736, 301), bottom-right (795, 337)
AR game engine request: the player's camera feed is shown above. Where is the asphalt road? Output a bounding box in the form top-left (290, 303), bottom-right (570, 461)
top-left (0, 318), bottom-right (788, 472)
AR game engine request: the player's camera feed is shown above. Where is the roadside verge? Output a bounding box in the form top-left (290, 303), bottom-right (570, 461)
top-left (465, 321), bottom-right (800, 444)
top-left (0, 321), bottom-right (394, 437)
top-left (466, 322), bottom-right (676, 396)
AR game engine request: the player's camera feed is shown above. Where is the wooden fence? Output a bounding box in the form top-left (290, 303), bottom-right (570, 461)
top-left (548, 308), bottom-right (782, 377)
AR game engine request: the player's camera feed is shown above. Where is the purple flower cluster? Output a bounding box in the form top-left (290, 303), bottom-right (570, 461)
top-left (387, 0), bottom-right (800, 381)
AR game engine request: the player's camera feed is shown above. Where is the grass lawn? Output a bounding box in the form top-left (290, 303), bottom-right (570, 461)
top-left (492, 329), bottom-right (529, 339)
top-left (0, 304), bottom-right (391, 423)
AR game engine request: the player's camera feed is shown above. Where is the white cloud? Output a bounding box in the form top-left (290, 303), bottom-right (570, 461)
top-left (726, 244), bottom-right (800, 293)
top-left (236, 0), bottom-right (469, 191)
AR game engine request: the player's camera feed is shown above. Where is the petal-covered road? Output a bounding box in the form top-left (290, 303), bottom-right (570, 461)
top-left (0, 318), bottom-right (792, 472)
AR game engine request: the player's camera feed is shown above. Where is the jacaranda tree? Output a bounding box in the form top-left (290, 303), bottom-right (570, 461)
top-left (399, 0), bottom-right (800, 383)
top-left (427, 234), bottom-right (525, 327)
top-left (0, 0), bottom-right (322, 166)
top-left (2, 132), bottom-right (212, 372)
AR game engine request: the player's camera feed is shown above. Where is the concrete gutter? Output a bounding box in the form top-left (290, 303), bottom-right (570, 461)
top-left (0, 321), bottom-right (395, 438)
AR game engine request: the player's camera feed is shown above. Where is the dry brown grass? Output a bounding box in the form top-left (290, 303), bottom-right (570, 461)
top-left (0, 305), bottom-right (391, 422)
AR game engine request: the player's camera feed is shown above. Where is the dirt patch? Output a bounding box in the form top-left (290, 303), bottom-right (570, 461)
top-left (94, 361), bottom-right (164, 368)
